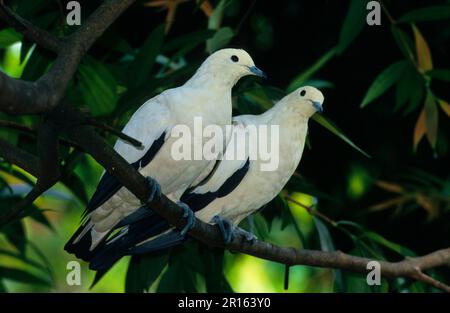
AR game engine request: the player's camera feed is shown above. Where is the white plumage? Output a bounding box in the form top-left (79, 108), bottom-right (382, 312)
top-left (186, 86), bottom-right (324, 228)
top-left (65, 48), bottom-right (264, 258)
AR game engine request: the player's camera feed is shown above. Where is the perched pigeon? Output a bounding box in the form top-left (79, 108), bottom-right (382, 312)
top-left (65, 48), bottom-right (265, 263)
top-left (87, 86), bottom-right (324, 271)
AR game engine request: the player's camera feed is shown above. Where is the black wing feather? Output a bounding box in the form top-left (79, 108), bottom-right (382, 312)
top-left (180, 158), bottom-right (250, 211)
top-left (82, 132), bottom-right (166, 217)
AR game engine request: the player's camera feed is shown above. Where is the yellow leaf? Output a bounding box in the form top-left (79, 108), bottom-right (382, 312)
top-left (375, 180), bottom-right (404, 194)
top-left (412, 25), bottom-right (433, 72)
top-left (424, 93), bottom-right (438, 148)
top-left (413, 108), bottom-right (426, 150)
top-left (369, 196), bottom-right (408, 212)
top-left (439, 99), bottom-right (450, 118)
top-left (200, 0), bottom-right (213, 17)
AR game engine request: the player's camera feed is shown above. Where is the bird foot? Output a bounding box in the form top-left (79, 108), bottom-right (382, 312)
top-left (145, 176), bottom-right (161, 203)
top-left (211, 215), bottom-right (235, 244)
top-left (177, 202), bottom-right (195, 236)
top-left (234, 226), bottom-right (257, 244)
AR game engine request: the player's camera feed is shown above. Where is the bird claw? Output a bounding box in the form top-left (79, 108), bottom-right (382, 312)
top-left (212, 215), bottom-right (234, 244)
top-left (145, 176), bottom-right (161, 203)
top-left (234, 226), bottom-right (257, 244)
top-left (177, 202), bottom-right (195, 236)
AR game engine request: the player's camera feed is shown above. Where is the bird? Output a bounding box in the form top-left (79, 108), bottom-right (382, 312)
top-left (87, 86), bottom-right (324, 272)
top-left (64, 48), bottom-right (266, 264)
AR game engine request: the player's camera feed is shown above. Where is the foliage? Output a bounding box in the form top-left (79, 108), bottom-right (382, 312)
top-left (0, 0), bottom-right (449, 293)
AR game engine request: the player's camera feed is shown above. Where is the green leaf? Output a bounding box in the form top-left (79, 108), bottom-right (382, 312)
top-left (206, 27), bottom-right (234, 54)
top-left (399, 6), bottom-right (450, 23)
top-left (391, 26), bottom-right (415, 64)
top-left (337, 0), bottom-right (368, 54)
top-left (253, 213), bottom-right (270, 241)
top-left (360, 60), bottom-right (408, 107)
top-left (127, 24), bottom-right (165, 89)
top-left (312, 114), bottom-right (370, 158)
top-left (424, 92), bottom-right (438, 149)
top-left (163, 29), bottom-right (215, 53)
top-left (363, 232), bottom-right (416, 257)
top-left (287, 47), bottom-right (336, 92)
top-left (1, 220), bottom-right (26, 254)
top-left (0, 266), bottom-right (51, 287)
top-left (0, 28), bottom-right (23, 48)
top-left (313, 217), bottom-right (345, 292)
top-left (0, 248), bottom-right (48, 273)
top-left (426, 69), bottom-right (450, 82)
top-left (126, 253), bottom-right (168, 293)
top-left (78, 56), bottom-right (118, 116)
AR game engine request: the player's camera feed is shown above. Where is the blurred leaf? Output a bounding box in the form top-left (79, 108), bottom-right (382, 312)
top-left (427, 69), bottom-right (450, 82)
top-left (202, 248), bottom-right (232, 292)
top-left (253, 213), bottom-right (270, 241)
top-left (337, 0), bottom-right (368, 54)
top-left (0, 266), bottom-right (51, 287)
top-left (312, 114), bottom-right (370, 158)
top-left (61, 172), bottom-right (89, 204)
top-left (0, 28), bottom-right (22, 48)
top-left (27, 207), bottom-right (54, 232)
top-left (361, 60), bottom-right (408, 107)
top-left (78, 57), bottom-right (118, 116)
top-left (1, 220), bottom-right (26, 254)
top-left (375, 180), bottom-right (403, 194)
top-left (127, 24), bottom-right (165, 89)
top-left (424, 93), bottom-right (438, 148)
top-left (395, 65), bottom-right (423, 113)
top-left (207, 0), bottom-right (227, 30)
top-left (163, 29), bottom-right (215, 53)
top-left (413, 109), bottom-right (427, 150)
top-left (20, 47), bottom-right (52, 81)
top-left (313, 217), bottom-right (345, 292)
top-left (438, 99), bottom-right (450, 117)
top-left (412, 25), bottom-right (433, 72)
top-left (391, 26), bottom-right (415, 63)
top-left (0, 249), bottom-right (48, 273)
top-left (362, 232), bottom-right (416, 257)
top-left (206, 27), bottom-right (234, 54)
top-left (399, 5), bottom-right (450, 23)
top-left (126, 253), bottom-right (168, 292)
top-left (287, 47), bottom-right (336, 92)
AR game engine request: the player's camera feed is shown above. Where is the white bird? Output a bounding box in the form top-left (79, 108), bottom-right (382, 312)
top-left (65, 48), bottom-right (265, 263)
top-left (87, 86), bottom-right (324, 271)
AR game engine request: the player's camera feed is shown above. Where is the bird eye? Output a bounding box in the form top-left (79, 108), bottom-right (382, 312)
top-left (231, 55), bottom-right (239, 63)
top-left (300, 90), bottom-right (306, 97)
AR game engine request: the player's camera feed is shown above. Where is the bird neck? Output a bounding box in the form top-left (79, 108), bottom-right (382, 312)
top-left (184, 64), bottom-right (239, 91)
top-left (266, 100), bottom-right (309, 126)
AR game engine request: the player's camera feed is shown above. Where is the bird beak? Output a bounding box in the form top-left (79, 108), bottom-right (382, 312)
top-left (312, 101), bottom-right (323, 113)
top-left (248, 66), bottom-right (267, 79)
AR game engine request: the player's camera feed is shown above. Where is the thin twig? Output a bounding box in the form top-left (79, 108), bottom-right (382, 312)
top-left (285, 195), bottom-right (337, 226)
top-left (86, 118), bottom-right (143, 148)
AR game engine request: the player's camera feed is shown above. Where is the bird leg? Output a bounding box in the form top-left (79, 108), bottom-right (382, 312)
top-left (212, 215), bottom-right (256, 244)
top-left (145, 176), bottom-right (162, 203)
top-left (177, 201), bottom-right (195, 236)
top-left (212, 215), bottom-right (234, 244)
top-left (233, 226), bottom-right (257, 244)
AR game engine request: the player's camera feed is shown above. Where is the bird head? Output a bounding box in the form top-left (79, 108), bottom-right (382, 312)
top-left (290, 86), bottom-right (324, 118)
top-left (196, 48), bottom-right (266, 86)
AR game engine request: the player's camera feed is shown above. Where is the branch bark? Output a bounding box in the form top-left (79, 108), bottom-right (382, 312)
top-left (0, 4), bottom-right (62, 52)
top-left (0, 0), bottom-right (136, 115)
top-left (62, 120), bottom-right (450, 292)
top-left (0, 0), bottom-right (449, 293)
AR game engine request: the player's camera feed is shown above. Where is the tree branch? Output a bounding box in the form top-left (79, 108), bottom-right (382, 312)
top-left (62, 121), bottom-right (450, 293)
top-left (0, 4), bottom-right (62, 53)
top-left (0, 0), bottom-right (136, 115)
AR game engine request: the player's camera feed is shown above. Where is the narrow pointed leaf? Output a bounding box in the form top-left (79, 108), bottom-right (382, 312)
top-left (361, 60), bottom-right (408, 107)
top-left (412, 25), bottom-right (433, 72)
